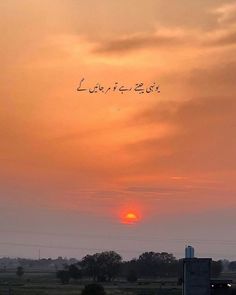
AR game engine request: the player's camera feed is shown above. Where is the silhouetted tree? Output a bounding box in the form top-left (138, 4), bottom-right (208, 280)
top-left (56, 270), bottom-right (70, 284)
top-left (68, 264), bottom-right (82, 280)
top-left (126, 269), bottom-right (138, 282)
top-left (16, 266), bottom-right (24, 278)
top-left (121, 259), bottom-right (138, 281)
top-left (97, 251), bottom-right (122, 281)
top-left (137, 252), bottom-right (177, 278)
top-left (80, 251), bottom-right (122, 281)
top-left (81, 283), bottom-right (106, 295)
top-left (80, 254), bottom-right (100, 281)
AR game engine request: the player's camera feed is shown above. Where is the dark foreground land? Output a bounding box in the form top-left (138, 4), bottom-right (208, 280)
top-left (0, 271), bottom-right (181, 295)
top-left (1, 272), bottom-right (236, 295)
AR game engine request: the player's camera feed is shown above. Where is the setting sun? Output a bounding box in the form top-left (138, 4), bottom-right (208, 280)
top-left (126, 213), bottom-right (137, 219)
top-left (121, 211), bottom-right (140, 225)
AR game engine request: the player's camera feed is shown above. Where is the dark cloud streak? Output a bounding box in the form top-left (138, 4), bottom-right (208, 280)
top-left (92, 33), bottom-right (184, 54)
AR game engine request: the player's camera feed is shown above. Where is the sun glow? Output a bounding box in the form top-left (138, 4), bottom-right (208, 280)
top-left (120, 210), bottom-right (140, 225)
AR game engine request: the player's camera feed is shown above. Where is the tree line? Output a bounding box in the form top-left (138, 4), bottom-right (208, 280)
top-left (56, 251), bottom-right (223, 284)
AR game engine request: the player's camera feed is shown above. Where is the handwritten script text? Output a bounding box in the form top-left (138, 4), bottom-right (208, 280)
top-left (77, 78), bottom-right (161, 95)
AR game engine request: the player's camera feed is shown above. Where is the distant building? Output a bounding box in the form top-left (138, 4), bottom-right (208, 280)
top-left (185, 245), bottom-right (195, 259)
top-left (183, 258), bottom-right (211, 295)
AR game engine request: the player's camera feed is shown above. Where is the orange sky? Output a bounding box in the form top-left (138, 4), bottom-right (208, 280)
top-left (0, 0), bottom-right (236, 260)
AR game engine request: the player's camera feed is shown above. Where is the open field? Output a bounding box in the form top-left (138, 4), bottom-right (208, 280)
top-left (0, 272), bottom-right (235, 295)
top-left (0, 272), bottom-right (182, 295)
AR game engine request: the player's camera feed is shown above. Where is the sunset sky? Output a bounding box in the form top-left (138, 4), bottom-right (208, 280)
top-left (0, 0), bottom-right (236, 260)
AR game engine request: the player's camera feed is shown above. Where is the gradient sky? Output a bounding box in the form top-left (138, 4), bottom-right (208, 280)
top-left (0, 0), bottom-right (236, 260)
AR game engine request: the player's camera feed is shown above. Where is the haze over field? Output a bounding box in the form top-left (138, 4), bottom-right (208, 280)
top-left (0, 0), bottom-right (236, 260)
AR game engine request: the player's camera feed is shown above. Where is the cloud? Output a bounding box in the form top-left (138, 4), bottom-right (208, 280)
top-left (205, 27), bottom-right (236, 47)
top-left (92, 30), bottom-right (186, 54)
top-left (187, 62), bottom-right (236, 87)
top-left (212, 3), bottom-right (236, 24)
top-left (125, 185), bottom-right (185, 194)
top-left (92, 24), bottom-right (236, 56)
top-left (127, 95), bottom-right (236, 173)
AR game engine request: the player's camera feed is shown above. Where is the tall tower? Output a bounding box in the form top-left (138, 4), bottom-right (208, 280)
top-left (183, 247), bottom-right (211, 295)
top-left (185, 245), bottom-right (194, 258)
